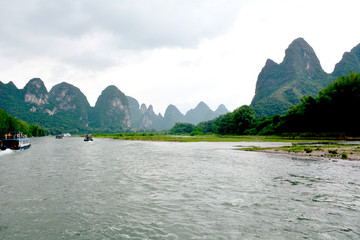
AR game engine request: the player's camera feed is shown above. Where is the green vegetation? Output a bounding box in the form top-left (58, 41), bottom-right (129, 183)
top-left (0, 107), bottom-right (45, 138)
top-left (171, 72), bottom-right (360, 138)
top-left (169, 123), bottom-right (195, 135)
top-left (93, 133), bottom-right (304, 142)
top-left (0, 225), bottom-right (8, 231)
top-left (0, 80), bottom-right (92, 135)
top-left (276, 71), bottom-right (360, 136)
top-left (332, 44), bottom-right (360, 77)
top-left (90, 85), bottom-right (130, 131)
top-left (250, 38), bottom-right (334, 118)
top-left (242, 143), bottom-right (360, 160)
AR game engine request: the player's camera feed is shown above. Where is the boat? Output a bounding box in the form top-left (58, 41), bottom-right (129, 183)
top-left (84, 134), bottom-right (93, 142)
top-left (55, 134), bottom-right (64, 139)
top-left (1, 131), bottom-right (31, 150)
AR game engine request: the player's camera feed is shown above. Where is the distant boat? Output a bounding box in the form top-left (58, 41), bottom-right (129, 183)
top-left (1, 131), bottom-right (31, 150)
top-left (55, 134), bottom-right (64, 139)
top-left (84, 134), bottom-right (93, 142)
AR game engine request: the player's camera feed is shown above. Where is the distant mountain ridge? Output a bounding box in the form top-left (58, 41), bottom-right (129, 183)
top-left (0, 78), bottom-right (228, 133)
top-left (250, 38), bottom-right (360, 117)
top-left (162, 102), bottom-right (229, 129)
top-left (3, 37), bottom-right (356, 132)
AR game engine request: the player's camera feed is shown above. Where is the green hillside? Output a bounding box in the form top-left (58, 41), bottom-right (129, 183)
top-left (250, 38), bottom-right (334, 118)
top-left (332, 44), bottom-right (360, 77)
top-left (175, 72), bottom-right (360, 137)
top-left (0, 107), bottom-right (45, 137)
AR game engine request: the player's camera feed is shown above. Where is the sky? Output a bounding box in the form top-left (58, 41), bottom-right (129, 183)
top-left (1, 0), bottom-right (360, 115)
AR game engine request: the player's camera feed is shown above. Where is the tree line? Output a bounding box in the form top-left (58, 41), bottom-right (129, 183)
top-left (0, 107), bottom-right (45, 138)
top-left (171, 72), bottom-right (360, 137)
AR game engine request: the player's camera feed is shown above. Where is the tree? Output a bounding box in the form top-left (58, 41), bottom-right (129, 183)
top-left (170, 123), bottom-right (195, 134)
top-left (275, 72), bottom-right (360, 136)
top-left (232, 105), bottom-right (256, 135)
top-left (0, 107), bottom-right (46, 137)
top-left (216, 113), bottom-right (234, 135)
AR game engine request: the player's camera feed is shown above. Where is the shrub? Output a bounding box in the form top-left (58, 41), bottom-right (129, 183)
top-left (328, 150), bottom-right (338, 154)
top-left (304, 148), bottom-right (313, 153)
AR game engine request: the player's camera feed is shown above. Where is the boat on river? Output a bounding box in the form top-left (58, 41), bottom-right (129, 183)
top-left (55, 134), bottom-right (64, 139)
top-left (84, 134), bottom-right (93, 142)
top-left (1, 131), bottom-right (31, 150)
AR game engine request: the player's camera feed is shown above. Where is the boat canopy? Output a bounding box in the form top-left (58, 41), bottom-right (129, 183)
top-left (3, 131), bottom-right (28, 140)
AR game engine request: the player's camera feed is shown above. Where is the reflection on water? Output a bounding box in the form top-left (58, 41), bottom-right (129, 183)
top-left (1, 137), bottom-right (360, 239)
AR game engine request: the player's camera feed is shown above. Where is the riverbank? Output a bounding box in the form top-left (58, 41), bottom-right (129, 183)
top-left (92, 133), bottom-right (344, 143)
top-left (241, 143), bottom-right (360, 161)
top-left (92, 133), bottom-right (360, 160)
top-left (93, 133), bottom-right (293, 142)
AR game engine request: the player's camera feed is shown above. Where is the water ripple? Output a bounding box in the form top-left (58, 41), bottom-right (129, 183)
top-left (1, 137), bottom-right (360, 239)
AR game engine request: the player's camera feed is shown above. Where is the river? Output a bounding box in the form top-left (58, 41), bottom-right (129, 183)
top-left (0, 137), bottom-right (359, 239)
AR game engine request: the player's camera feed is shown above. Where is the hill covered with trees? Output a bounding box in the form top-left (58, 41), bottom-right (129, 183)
top-left (0, 78), bottom-right (227, 134)
top-left (171, 72), bottom-right (360, 137)
top-left (250, 38), bottom-right (360, 118)
top-left (0, 108), bottom-right (45, 138)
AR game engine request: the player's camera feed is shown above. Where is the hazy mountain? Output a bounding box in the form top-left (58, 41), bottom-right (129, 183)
top-left (163, 104), bottom-right (185, 129)
top-left (127, 97), bottom-right (166, 130)
top-left (127, 96), bottom-right (143, 129)
top-left (142, 104), bottom-right (165, 130)
top-left (184, 101), bottom-right (217, 125)
top-left (214, 104), bottom-right (229, 116)
top-left (128, 100), bottom-right (227, 130)
top-left (160, 102), bottom-right (229, 129)
top-left (250, 38), bottom-right (333, 117)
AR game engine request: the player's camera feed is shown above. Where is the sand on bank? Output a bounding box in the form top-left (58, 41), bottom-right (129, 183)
top-left (242, 144), bottom-right (360, 161)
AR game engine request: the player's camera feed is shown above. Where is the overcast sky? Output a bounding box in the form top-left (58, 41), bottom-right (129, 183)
top-left (1, 0), bottom-right (360, 115)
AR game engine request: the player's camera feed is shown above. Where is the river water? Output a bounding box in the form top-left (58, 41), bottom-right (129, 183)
top-left (0, 137), bottom-right (359, 239)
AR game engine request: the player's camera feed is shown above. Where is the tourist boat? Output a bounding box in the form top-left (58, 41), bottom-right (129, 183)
top-left (1, 131), bottom-right (31, 150)
top-left (84, 134), bottom-right (93, 142)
